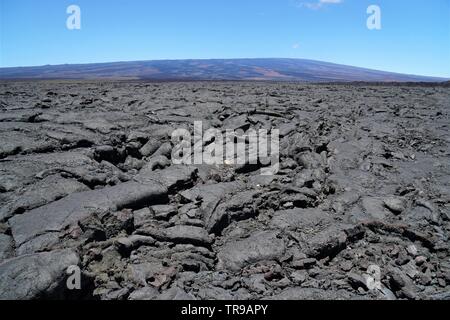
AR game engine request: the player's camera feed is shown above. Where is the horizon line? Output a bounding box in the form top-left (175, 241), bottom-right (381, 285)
top-left (1, 57), bottom-right (449, 81)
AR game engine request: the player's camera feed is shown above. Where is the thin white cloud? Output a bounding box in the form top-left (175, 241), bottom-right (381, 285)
top-left (320, 0), bottom-right (342, 3)
top-left (296, 0), bottom-right (343, 10)
top-left (292, 43), bottom-right (300, 49)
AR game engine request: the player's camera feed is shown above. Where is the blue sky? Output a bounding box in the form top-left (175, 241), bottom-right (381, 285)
top-left (1, 0), bottom-right (449, 77)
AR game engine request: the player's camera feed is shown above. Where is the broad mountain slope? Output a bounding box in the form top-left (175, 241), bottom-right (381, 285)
top-left (0, 58), bottom-right (447, 82)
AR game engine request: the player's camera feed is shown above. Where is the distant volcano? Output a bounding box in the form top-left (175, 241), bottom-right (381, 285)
top-left (0, 58), bottom-right (447, 82)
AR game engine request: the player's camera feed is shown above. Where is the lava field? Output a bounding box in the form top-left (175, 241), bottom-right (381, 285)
top-left (0, 81), bottom-right (449, 300)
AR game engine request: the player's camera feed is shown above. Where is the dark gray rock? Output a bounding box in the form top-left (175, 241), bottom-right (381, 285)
top-left (137, 225), bottom-right (212, 247)
top-left (0, 234), bottom-right (14, 261)
top-left (155, 286), bottom-right (196, 300)
top-left (383, 197), bottom-right (406, 215)
top-left (9, 181), bottom-right (168, 250)
top-left (0, 174), bottom-right (89, 221)
top-left (205, 190), bottom-right (259, 234)
top-left (266, 287), bottom-right (360, 300)
top-left (0, 249), bottom-right (79, 299)
top-left (135, 165), bottom-right (198, 191)
top-left (139, 138), bottom-right (162, 157)
top-left (217, 231), bottom-right (286, 271)
top-left (128, 286), bottom-right (159, 300)
top-left (151, 204), bottom-right (177, 221)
